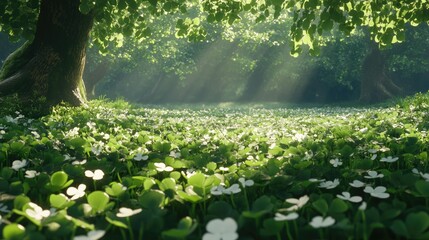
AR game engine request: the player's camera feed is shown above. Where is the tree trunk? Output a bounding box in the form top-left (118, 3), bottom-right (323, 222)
top-left (359, 45), bottom-right (402, 103)
top-left (0, 0), bottom-right (93, 115)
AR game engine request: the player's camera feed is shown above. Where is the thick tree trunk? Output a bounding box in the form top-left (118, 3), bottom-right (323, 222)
top-left (359, 45), bottom-right (402, 103)
top-left (0, 0), bottom-right (93, 114)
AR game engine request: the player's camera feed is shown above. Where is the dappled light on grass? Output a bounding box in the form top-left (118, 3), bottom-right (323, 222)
top-left (1, 93), bottom-right (429, 239)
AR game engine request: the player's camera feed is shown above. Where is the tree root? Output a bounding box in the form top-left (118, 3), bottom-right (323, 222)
top-left (0, 71), bottom-right (28, 97)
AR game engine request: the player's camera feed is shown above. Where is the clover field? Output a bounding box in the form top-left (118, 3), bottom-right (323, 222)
top-left (2, 94), bottom-right (429, 240)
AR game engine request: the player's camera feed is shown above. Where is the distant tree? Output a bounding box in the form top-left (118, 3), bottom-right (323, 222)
top-left (1, 0), bottom-right (428, 113)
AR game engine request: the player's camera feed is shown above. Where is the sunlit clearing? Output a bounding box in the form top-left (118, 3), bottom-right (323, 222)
top-left (239, 46), bottom-right (316, 102)
top-left (181, 40), bottom-right (248, 102)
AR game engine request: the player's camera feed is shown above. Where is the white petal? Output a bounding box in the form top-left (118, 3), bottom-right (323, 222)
top-left (221, 232), bottom-right (239, 240)
top-left (274, 213), bottom-right (287, 221)
top-left (67, 187), bottom-right (78, 196)
top-left (363, 186), bottom-right (373, 193)
top-left (342, 192), bottom-right (351, 198)
top-left (286, 198), bottom-right (299, 204)
top-left (321, 216), bottom-right (335, 227)
top-left (374, 186), bottom-right (387, 193)
top-left (206, 219), bottom-right (223, 233)
top-left (78, 184), bottom-right (87, 192)
top-left (85, 171), bottom-right (94, 177)
top-left (202, 233), bottom-right (219, 240)
top-left (93, 170), bottom-right (104, 180)
top-left (73, 236), bottom-right (89, 240)
top-left (154, 163), bottom-right (165, 168)
top-left (359, 202), bottom-right (367, 211)
top-left (349, 196), bottom-right (363, 203)
top-left (373, 192), bottom-right (390, 199)
top-left (222, 218), bottom-right (238, 233)
top-left (41, 210), bottom-right (50, 218)
top-left (275, 212), bottom-right (299, 221)
top-left (350, 180), bottom-right (365, 188)
top-left (87, 230), bottom-right (106, 240)
top-left (310, 216), bottom-right (324, 228)
top-left (298, 195), bottom-right (309, 206)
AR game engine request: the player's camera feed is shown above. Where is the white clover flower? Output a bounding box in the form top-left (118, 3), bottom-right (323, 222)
top-left (86, 122), bottom-right (96, 130)
top-left (364, 170), bottom-right (384, 179)
top-left (25, 170), bottom-right (40, 178)
top-left (420, 172), bottom-right (429, 181)
top-left (185, 186), bottom-right (199, 196)
top-left (169, 150), bottom-right (181, 159)
top-left (72, 159), bottom-right (87, 165)
top-left (380, 156), bottom-right (399, 163)
top-left (302, 151), bottom-right (313, 161)
top-left (0, 203), bottom-right (10, 213)
top-left (336, 192), bottom-right (362, 203)
top-left (285, 195), bottom-right (309, 211)
top-left (211, 185), bottom-right (226, 196)
top-left (292, 133), bottom-right (306, 142)
top-left (74, 230), bottom-right (106, 240)
top-left (238, 178), bottom-right (254, 187)
top-left (318, 179), bottom-right (340, 189)
top-left (91, 145), bottom-right (102, 156)
top-left (116, 207), bottom-right (142, 218)
top-left (223, 184), bottom-right (241, 195)
top-left (412, 168), bottom-right (421, 175)
top-left (154, 163), bottom-right (173, 172)
top-left (368, 149), bottom-right (377, 154)
top-left (359, 201), bottom-right (367, 211)
top-left (5, 116), bottom-right (18, 124)
top-left (11, 160), bottom-right (28, 171)
top-left (184, 169), bottom-right (196, 178)
top-left (64, 154), bottom-right (76, 161)
top-left (379, 146), bottom-right (390, 152)
top-left (329, 158), bottom-right (343, 167)
top-left (363, 186), bottom-right (390, 199)
top-left (349, 180), bottom-right (365, 188)
top-left (66, 127), bottom-right (80, 138)
top-left (359, 127), bottom-right (368, 133)
top-left (66, 184), bottom-right (87, 200)
top-left (133, 153), bottom-right (148, 161)
top-left (102, 133), bottom-right (110, 140)
top-left (309, 216), bottom-right (336, 228)
top-left (219, 167), bottom-right (229, 171)
top-left (85, 169), bottom-right (104, 180)
top-left (25, 202), bottom-right (50, 221)
top-left (31, 131), bottom-right (40, 139)
top-left (274, 212), bottom-right (299, 221)
top-left (309, 178), bottom-right (326, 182)
top-left (203, 218), bottom-right (238, 240)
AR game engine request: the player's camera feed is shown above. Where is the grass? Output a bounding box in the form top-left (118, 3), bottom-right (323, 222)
top-left (1, 93), bottom-right (429, 239)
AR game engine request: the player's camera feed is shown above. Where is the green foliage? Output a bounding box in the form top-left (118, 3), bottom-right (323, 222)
top-left (2, 0), bottom-right (428, 57)
top-left (1, 94), bottom-right (429, 238)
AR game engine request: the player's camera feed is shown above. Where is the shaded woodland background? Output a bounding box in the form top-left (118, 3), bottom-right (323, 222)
top-left (2, 25), bottom-right (429, 104)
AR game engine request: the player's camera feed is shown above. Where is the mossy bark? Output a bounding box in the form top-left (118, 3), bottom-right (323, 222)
top-left (0, 0), bottom-right (93, 115)
top-left (359, 45), bottom-right (402, 103)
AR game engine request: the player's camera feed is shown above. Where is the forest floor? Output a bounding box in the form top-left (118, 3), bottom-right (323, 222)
top-left (1, 93), bottom-right (429, 239)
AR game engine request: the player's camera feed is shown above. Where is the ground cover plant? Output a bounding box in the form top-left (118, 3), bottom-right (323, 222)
top-left (1, 94), bottom-right (429, 239)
